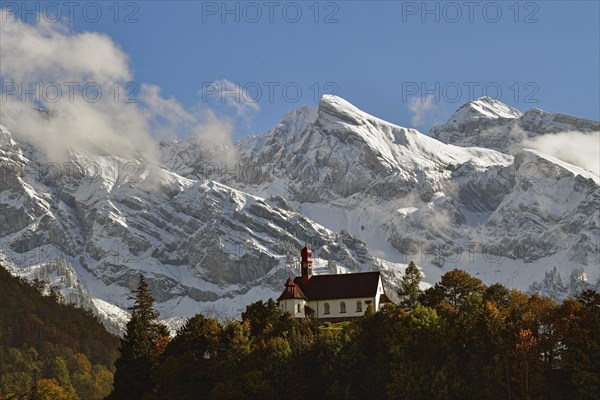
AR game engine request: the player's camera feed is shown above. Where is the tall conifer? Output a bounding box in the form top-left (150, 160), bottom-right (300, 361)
top-left (109, 275), bottom-right (165, 399)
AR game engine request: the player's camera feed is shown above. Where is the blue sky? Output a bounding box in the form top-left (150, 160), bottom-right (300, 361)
top-left (6, 1), bottom-right (600, 140)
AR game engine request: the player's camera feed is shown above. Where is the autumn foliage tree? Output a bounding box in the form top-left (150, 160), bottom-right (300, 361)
top-left (104, 269), bottom-right (600, 400)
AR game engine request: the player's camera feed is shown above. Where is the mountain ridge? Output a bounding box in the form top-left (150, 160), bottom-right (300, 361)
top-left (430, 97), bottom-right (599, 154)
top-left (1, 95), bottom-right (598, 332)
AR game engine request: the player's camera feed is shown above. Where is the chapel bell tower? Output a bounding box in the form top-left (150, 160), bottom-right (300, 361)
top-left (301, 246), bottom-right (313, 282)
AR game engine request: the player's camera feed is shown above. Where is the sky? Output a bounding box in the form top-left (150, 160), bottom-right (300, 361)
top-left (1, 0), bottom-right (599, 141)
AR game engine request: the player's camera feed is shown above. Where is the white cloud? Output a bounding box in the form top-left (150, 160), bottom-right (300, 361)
top-left (407, 95), bottom-right (446, 129)
top-left (200, 79), bottom-right (260, 125)
top-left (0, 11), bottom-right (237, 164)
top-left (523, 131), bottom-right (600, 175)
top-left (0, 12), bottom-right (130, 84)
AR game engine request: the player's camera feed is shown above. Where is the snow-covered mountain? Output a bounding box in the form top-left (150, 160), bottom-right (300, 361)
top-left (1, 96), bottom-right (598, 333)
top-left (430, 96), bottom-right (599, 153)
top-left (0, 122), bottom-right (390, 333)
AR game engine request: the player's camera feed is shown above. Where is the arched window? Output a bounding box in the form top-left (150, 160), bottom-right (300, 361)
top-left (356, 301), bottom-right (362, 313)
top-left (297, 303), bottom-right (302, 313)
top-left (340, 301), bottom-right (346, 313)
top-left (324, 302), bottom-right (330, 314)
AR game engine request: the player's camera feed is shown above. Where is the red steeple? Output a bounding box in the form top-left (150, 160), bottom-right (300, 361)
top-left (301, 246), bottom-right (313, 282)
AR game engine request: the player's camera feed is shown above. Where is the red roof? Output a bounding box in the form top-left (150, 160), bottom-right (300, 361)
top-left (292, 271), bottom-right (382, 301)
top-left (277, 278), bottom-right (308, 301)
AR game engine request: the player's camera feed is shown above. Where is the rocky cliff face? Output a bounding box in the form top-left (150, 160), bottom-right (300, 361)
top-left (1, 96), bottom-right (598, 332)
top-left (0, 122), bottom-right (389, 332)
top-left (162, 95), bottom-right (600, 299)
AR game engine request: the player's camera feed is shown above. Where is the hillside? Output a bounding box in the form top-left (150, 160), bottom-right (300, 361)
top-left (0, 265), bottom-right (119, 399)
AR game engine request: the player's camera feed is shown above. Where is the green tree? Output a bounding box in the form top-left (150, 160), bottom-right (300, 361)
top-left (408, 303), bottom-right (441, 332)
top-left (209, 320), bottom-right (253, 400)
top-left (48, 356), bottom-right (71, 389)
top-left (484, 283), bottom-right (511, 307)
top-left (563, 290), bottom-right (600, 399)
top-left (241, 299), bottom-right (291, 338)
top-left (154, 315), bottom-right (221, 399)
top-left (397, 261), bottom-right (422, 309)
top-left (422, 268), bottom-right (486, 309)
top-left (109, 275), bottom-right (165, 399)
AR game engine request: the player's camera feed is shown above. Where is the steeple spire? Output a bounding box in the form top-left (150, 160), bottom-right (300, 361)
top-left (300, 245), bottom-right (313, 282)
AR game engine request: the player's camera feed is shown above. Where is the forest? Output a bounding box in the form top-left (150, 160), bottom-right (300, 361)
top-left (0, 265), bottom-right (119, 399)
top-left (108, 264), bottom-right (600, 400)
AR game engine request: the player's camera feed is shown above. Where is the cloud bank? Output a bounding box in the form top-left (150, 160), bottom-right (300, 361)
top-left (523, 131), bottom-right (600, 175)
top-left (0, 11), bottom-right (237, 164)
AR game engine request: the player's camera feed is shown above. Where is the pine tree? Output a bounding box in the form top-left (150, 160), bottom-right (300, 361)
top-left (108, 274), bottom-right (166, 399)
top-left (397, 261), bottom-right (422, 309)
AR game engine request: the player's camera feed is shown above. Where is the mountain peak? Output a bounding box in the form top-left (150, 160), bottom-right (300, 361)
top-left (316, 95), bottom-right (370, 126)
top-left (447, 97), bottom-right (523, 124)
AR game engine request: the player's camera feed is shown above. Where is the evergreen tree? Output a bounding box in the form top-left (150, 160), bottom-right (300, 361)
top-left (109, 275), bottom-right (166, 399)
top-left (397, 261), bottom-right (422, 309)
